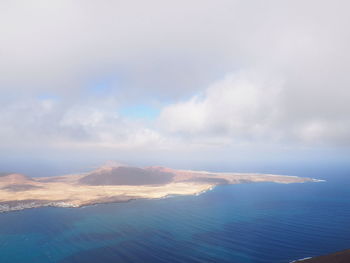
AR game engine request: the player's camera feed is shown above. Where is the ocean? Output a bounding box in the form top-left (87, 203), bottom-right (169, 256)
top-left (0, 166), bottom-right (350, 263)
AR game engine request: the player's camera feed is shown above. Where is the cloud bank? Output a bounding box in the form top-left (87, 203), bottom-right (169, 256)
top-left (0, 0), bottom-right (349, 169)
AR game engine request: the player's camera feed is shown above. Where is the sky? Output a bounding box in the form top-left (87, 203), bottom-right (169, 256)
top-left (0, 0), bottom-right (349, 175)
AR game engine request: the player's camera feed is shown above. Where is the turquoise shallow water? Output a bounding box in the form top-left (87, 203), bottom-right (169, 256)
top-left (0, 168), bottom-right (350, 263)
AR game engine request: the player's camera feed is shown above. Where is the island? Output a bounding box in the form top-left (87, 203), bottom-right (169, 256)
top-left (0, 163), bottom-right (319, 213)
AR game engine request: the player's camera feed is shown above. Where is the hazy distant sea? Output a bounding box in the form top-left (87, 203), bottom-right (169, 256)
top-left (0, 166), bottom-right (350, 263)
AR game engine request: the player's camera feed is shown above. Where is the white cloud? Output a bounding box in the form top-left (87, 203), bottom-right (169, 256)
top-left (159, 71), bottom-right (283, 141)
top-left (0, 0), bottom-right (350, 168)
top-left (159, 69), bottom-right (350, 147)
top-left (0, 97), bottom-right (163, 150)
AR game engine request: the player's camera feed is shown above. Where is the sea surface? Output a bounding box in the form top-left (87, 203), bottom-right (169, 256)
top-left (0, 166), bottom-right (350, 263)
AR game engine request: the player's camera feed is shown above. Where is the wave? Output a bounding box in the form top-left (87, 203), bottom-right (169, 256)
top-left (290, 257), bottom-right (312, 262)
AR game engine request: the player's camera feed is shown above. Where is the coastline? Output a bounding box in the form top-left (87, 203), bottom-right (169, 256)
top-left (0, 183), bottom-right (216, 213)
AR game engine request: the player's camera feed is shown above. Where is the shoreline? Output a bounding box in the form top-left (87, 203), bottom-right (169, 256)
top-left (0, 184), bottom-right (216, 213)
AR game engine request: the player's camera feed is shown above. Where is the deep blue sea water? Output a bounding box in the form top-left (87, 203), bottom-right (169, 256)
top-left (1, 167), bottom-right (350, 263)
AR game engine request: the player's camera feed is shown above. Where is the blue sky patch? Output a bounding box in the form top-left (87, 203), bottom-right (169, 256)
top-left (120, 104), bottom-right (160, 120)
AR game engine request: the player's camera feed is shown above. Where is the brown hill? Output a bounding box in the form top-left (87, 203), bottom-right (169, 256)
top-left (79, 166), bottom-right (174, 186)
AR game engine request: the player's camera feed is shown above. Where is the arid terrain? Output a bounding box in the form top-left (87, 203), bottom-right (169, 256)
top-left (0, 164), bottom-right (318, 212)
